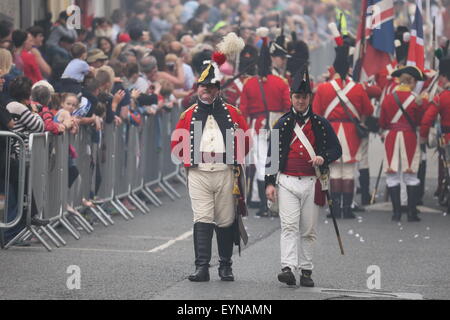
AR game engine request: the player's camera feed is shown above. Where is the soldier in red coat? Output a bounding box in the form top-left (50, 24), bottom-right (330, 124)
top-left (420, 56), bottom-right (450, 197)
top-left (379, 66), bottom-right (427, 222)
top-left (239, 32), bottom-right (291, 217)
top-left (313, 39), bottom-right (374, 219)
top-left (171, 34), bottom-right (250, 283)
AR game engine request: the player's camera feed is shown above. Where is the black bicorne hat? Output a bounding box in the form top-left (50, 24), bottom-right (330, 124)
top-left (391, 65), bottom-right (425, 81)
top-left (291, 65), bottom-right (312, 95)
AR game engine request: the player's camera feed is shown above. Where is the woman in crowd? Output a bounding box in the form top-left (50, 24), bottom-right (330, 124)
top-left (12, 30), bottom-right (43, 84)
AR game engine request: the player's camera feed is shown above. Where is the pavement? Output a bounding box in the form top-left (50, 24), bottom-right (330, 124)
top-left (0, 136), bottom-right (449, 300)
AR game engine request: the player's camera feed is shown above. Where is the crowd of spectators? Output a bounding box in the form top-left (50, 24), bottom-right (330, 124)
top-left (0, 0), bottom-right (450, 245)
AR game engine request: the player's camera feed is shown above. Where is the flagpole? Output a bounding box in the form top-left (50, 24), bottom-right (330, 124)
top-left (353, 0), bottom-right (368, 82)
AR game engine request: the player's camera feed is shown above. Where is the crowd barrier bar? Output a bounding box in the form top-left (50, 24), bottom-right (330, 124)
top-left (0, 132), bottom-right (26, 242)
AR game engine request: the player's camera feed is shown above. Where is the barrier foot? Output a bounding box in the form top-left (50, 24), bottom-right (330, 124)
top-left (130, 193), bottom-right (149, 214)
top-left (110, 199), bottom-right (131, 221)
top-left (162, 178), bottom-right (182, 199)
top-left (133, 191), bottom-right (152, 211)
top-left (143, 187), bottom-right (163, 207)
top-left (40, 226), bottom-right (61, 248)
top-left (158, 181), bottom-right (176, 201)
top-left (60, 217), bottom-right (81, 240)
top-left (72, 214), bottom-right (94, 234)
top-left (29, 227), bottom-right (52, 252)
top-left (67, 209), bottom-right (95, 233)
top-left (85, 206), bottom-right (109, 227)
top-left (176, 173), bottom-right (187, 186)
top-left (94, 205), bottom-right (115, 225)
top-left (47, 225), bottom-right (66, 246)
top-left (115, 198), bottom-right (135, 219)
top-left (3, 228), bottom-right (29, 250)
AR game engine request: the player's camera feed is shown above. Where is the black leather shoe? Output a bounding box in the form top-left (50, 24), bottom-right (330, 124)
top-left (188, 266), bottom-right (210, 282)
top-left (31, 217), bottom-right (50, 227)
top-left (300, 270), bottom-right (315, 287)
top-left (278, 267), bottom-right (296, 286)
top-left (218, 266), bottom-right (234, 281)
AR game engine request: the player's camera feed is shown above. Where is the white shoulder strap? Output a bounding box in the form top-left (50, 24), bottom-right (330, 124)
top-left (293, 122), bottom-right (321, 179)
top-left (324, 80), bottom-right (356, 119)
top-left (330, 80), bottom-right (361, 120)
top-left (390, 94), bottom-right (416, 124)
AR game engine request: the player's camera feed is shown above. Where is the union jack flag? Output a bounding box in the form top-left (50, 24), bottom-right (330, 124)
top-left (407, 0), bottom-right (425, 69)
top-left (353, 0), bottom-right (395, 82)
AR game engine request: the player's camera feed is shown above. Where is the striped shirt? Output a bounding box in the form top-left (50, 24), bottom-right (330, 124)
top-left (6, 101), bottom-right (44, 155)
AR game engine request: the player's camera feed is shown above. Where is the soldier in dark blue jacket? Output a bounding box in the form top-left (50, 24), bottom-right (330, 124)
top-left (265, 67), bottom-right (342, 287)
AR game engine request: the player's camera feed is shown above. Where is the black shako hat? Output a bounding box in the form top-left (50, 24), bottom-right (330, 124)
top-left (291, 65), bottom-right (312, 94)
top-left (239, 44), bottom-right (258, 75)
top-left (258, 36), bottom-right (272, 78)
top-left (395, 26), bottom-right (410, 65)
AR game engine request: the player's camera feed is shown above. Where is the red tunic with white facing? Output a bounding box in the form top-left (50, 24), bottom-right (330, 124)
top-left (171, 103), bottom-right (250, 167)
top-left (420, 88), bottom-right (450, 144)
top-left (312, 77), bottom-right (374, 163)
top-left (379, 85), bottom-right (427, 174)
top-left (283, 119), bottom-right (316, 177)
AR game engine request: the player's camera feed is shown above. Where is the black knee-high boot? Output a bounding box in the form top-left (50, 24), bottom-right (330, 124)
top-left (388, 185), bottom-right (402, 222)
top-left (189, 222), bottom-right (214, 282)
top-left (359, 168), bottom-right (371, 206)
top-left (256, 180), bottom-right (269, 217)
top-left (407, 186), bottom-right (421, 222)
top-left (342, 180), bottom-right (356, 219)
top-left (215, 225), bottom-right (235, 281)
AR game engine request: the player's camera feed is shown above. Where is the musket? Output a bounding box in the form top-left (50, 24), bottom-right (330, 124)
top-left (432, 16), bottom-right (436, 70)
top-left (436, 132), bottom-right (450, 205)
top-left (370, 160), bottom-right (384, 205)
top-left (325, 190), bottom-right (345, 255)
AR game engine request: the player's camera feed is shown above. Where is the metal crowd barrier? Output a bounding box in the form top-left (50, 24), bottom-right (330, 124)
top-left (1, 108), bottom-right (185, 251)
top-left (0, 132), bottom-right (26, 248)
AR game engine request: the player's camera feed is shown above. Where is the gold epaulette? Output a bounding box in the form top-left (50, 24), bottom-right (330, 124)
top-left (180, 104), bottom-right (197, 120)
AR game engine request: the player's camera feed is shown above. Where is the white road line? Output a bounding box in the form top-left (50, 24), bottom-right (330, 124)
top-left (147, 230), bottom-right (193, 253)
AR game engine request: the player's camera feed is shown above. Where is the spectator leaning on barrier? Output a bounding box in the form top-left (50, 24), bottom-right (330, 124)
top-left (30, 82), bottom-right (65, 135)
top-left (6, 76), bottom-right (44, 154)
